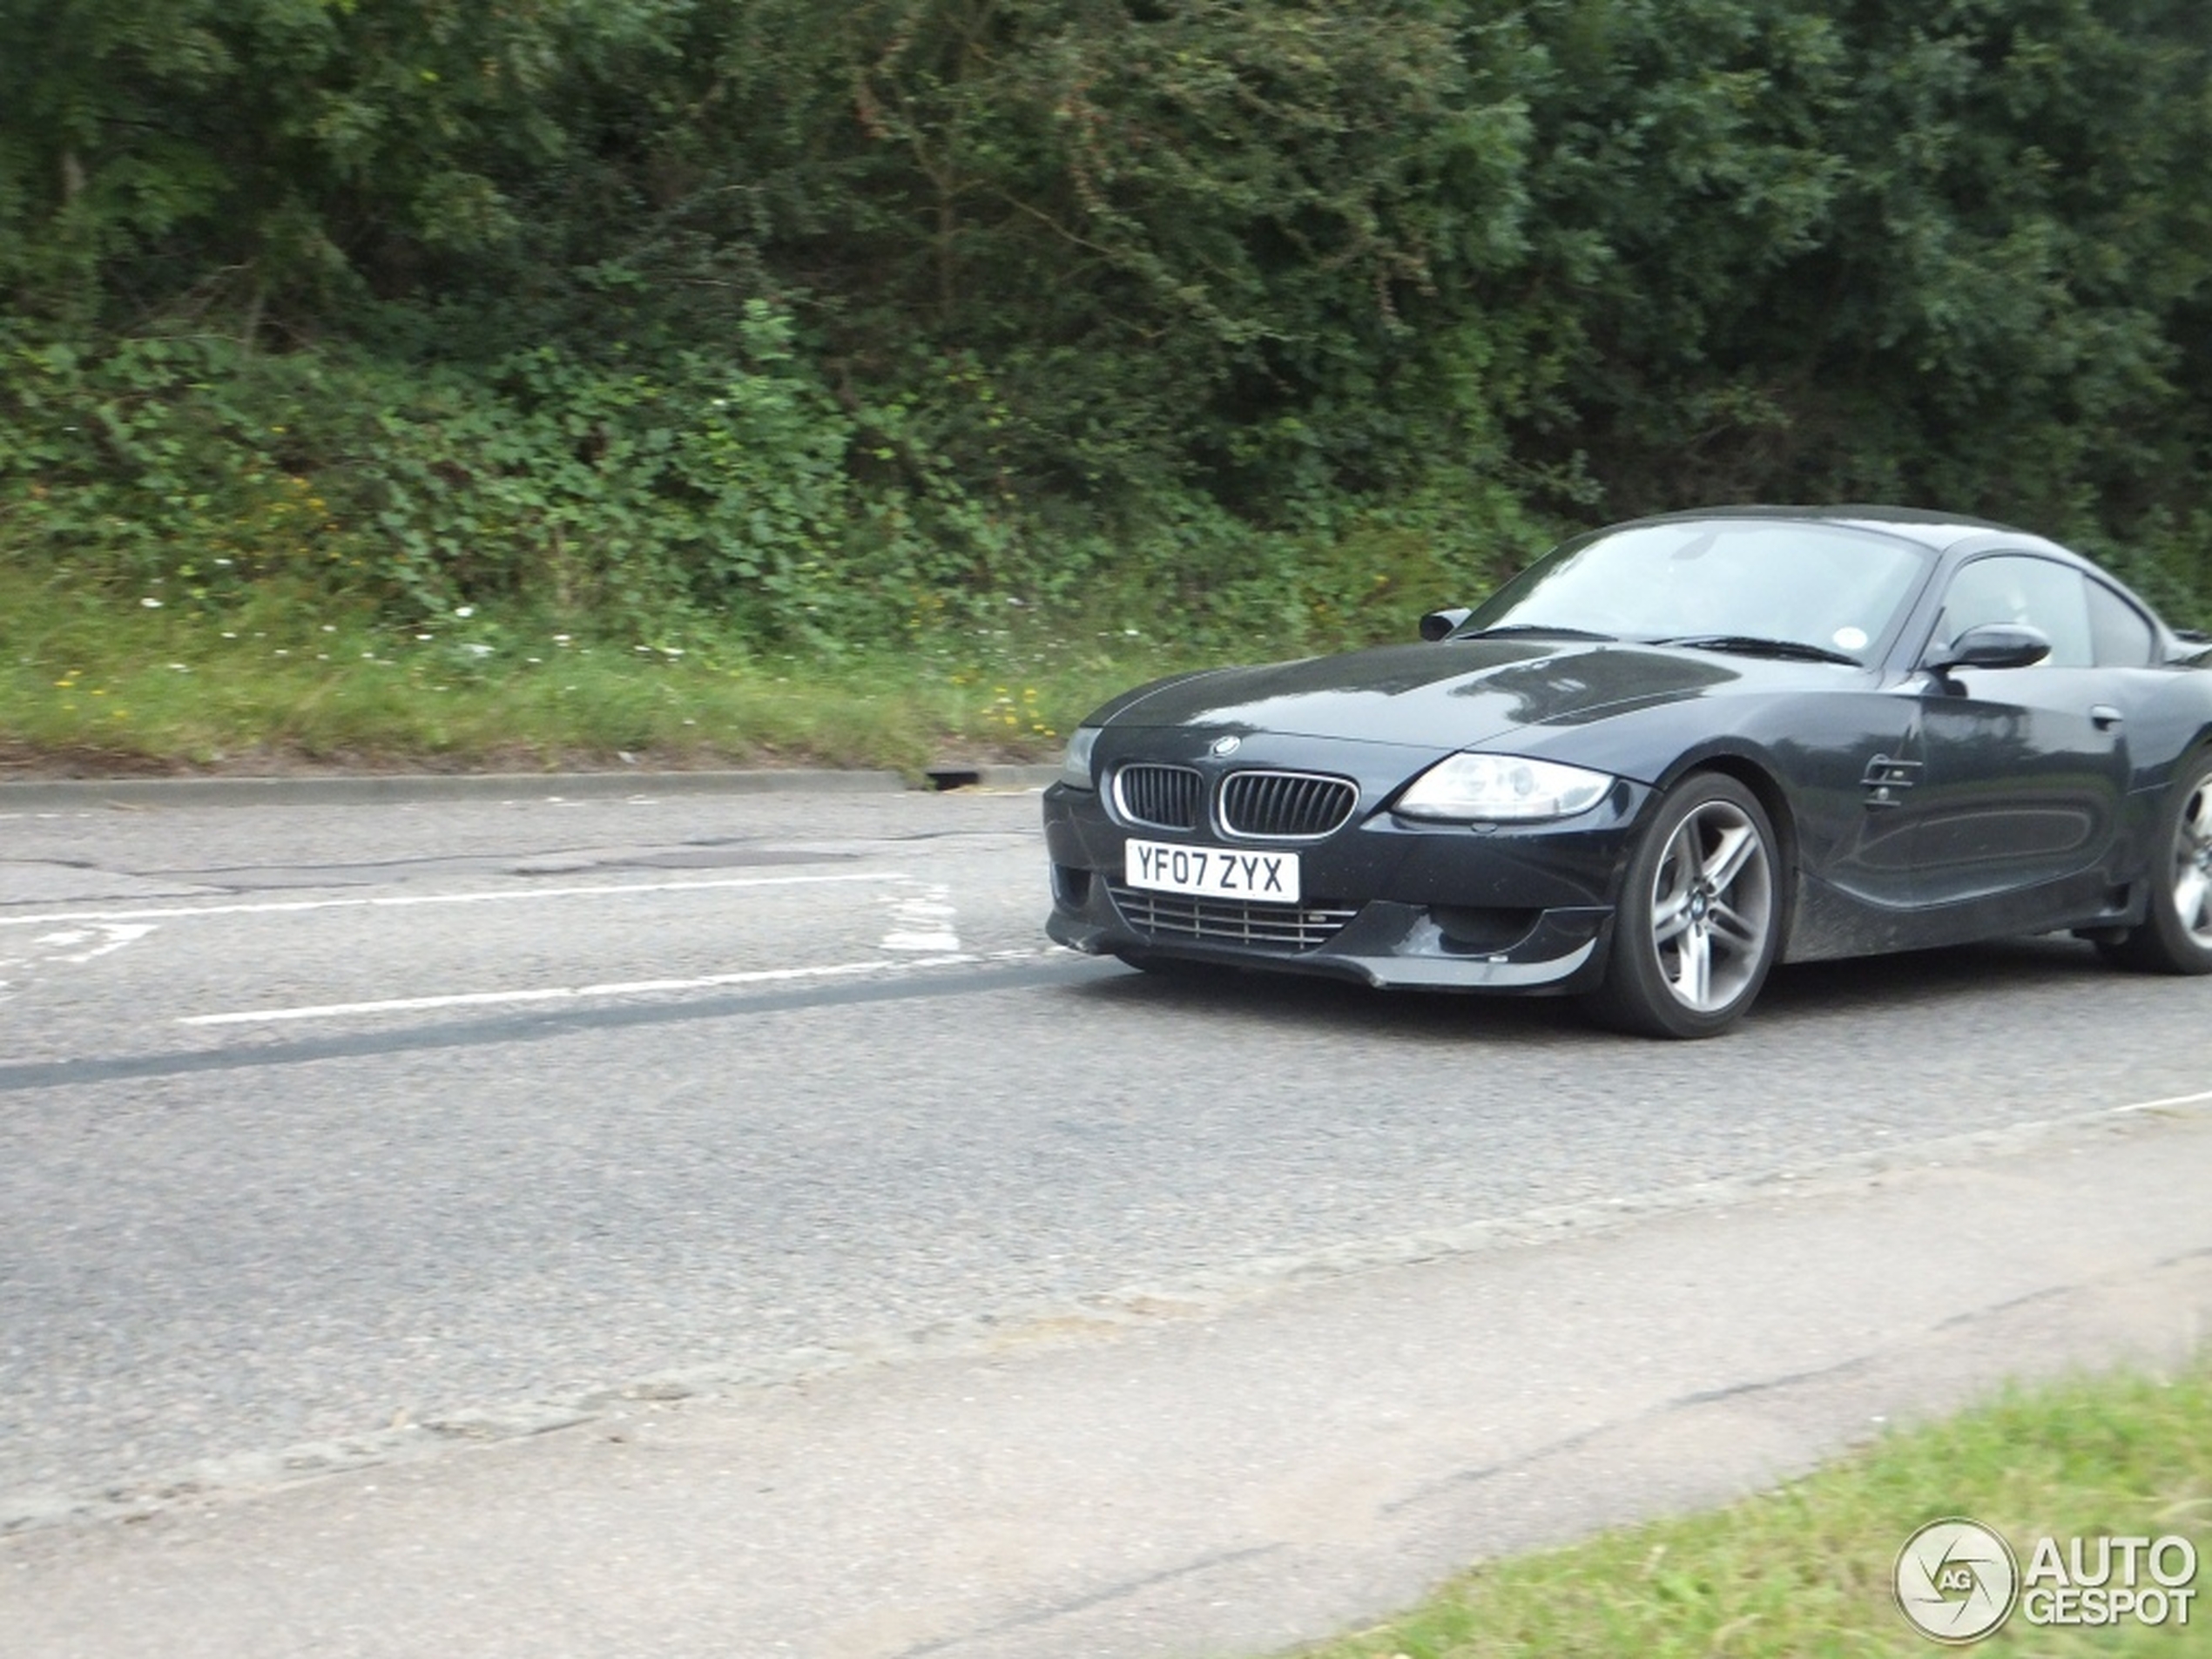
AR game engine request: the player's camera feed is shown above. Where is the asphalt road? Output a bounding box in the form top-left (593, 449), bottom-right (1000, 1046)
top-left (3, 779), bottom-right (2208, 1538)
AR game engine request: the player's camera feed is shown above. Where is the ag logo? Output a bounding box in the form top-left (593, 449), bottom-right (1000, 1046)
top-left (1210, 734), bottom-right (1241, 757)
top-left (1896, 1518), bottom-right (2020, 1644)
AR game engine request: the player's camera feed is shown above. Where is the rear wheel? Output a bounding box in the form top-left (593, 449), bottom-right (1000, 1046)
top-left (1585, 772), bottom-right (1782, 1039)
top-left (2101, 748), bottom-right (2212, 975)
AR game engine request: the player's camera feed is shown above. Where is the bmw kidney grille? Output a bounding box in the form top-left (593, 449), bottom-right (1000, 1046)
top-left (1217, 770), bottom-right (1358, 840)
top-left (1113, 763), bottom-right (1204, 832)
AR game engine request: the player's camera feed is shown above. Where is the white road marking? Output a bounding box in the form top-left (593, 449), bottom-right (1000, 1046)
top-left (0, 873), bottom-right (905, 930)
top-left (34, 922), bottom-right (158, 963)
top-left (178, 954), bottom-right (982, 1027)
top-left (2109, 1085), bottom-right (2212, 1115)
top-left (880, 882), bottom-right (961, 953)
top-left (0, 922), bottom-right (162, 1002)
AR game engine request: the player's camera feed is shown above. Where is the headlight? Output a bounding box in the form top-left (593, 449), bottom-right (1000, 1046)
top-left (1395, 753), bottom-right (1612, 822)
top-left (1059, 726), bottom-right (1102, 789)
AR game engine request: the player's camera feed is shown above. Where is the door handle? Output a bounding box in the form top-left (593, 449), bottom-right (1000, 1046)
top-left (2089, 705), bottom-right (2125, 731)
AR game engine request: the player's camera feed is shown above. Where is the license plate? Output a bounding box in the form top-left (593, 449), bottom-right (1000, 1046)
top-left (1125, 839), bottom-right (1301, 904)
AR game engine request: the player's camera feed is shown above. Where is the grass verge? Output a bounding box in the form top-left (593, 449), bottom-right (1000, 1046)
top-left (1288, 1359), bottom-right (2212, 1658)
top-left (0, 570), bottom-right (1208, 778)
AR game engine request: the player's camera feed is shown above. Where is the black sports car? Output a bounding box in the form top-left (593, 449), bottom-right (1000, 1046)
top-left (1042, 507), bottom-right (2212, 1037)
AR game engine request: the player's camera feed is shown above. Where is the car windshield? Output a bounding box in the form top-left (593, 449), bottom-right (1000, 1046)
top-left (1462, 521), bottom-right (1934, 662)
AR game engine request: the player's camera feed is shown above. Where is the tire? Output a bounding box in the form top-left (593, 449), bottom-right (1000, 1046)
top-left (1584, 772), bottom-right (1783, 1039)
top-left (2101, 747), bottom-right (2212, 975)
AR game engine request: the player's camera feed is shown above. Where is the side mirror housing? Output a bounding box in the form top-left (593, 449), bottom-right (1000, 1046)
top-left (1420, 607), bottom-right (1472, 643)
top-left (1924, 622), bottom-right (2052, 674)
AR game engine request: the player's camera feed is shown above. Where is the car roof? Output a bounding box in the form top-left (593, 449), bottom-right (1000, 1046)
top-left (1622, 503), bottom-right (2027, 553)
top-left (1607, 505), bottom-right (2195, 640)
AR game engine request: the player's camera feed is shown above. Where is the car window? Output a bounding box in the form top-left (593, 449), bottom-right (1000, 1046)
top-left (1934, 555), bottom-right (2093, 668)
top-left (2086, 581), bottom-right (2157, 666)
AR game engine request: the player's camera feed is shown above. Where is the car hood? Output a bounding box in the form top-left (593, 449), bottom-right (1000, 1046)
top-left (1096, 639), bottom-right (1756, 751)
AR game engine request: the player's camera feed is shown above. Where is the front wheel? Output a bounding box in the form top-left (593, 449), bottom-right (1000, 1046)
top-left (2100, 749), bottom-right (2212, 975)
top-left (1584, 773), bottom-right (1783, 1039)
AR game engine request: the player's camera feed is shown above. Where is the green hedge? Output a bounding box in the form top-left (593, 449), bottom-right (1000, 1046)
top-left (3, 1), bottom-right (2209, 642)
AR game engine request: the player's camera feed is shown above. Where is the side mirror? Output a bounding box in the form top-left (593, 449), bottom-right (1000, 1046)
top-left (1420, 607), bottom-right (1472, 643)
top-left (1924, 622), bottom-right (2052, 674)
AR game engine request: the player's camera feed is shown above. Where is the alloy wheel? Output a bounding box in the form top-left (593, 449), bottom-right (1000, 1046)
top-left (1649, 799), bottom-right (1776, 1012)
top-left (2173, 772), bottom-right (2212, 949)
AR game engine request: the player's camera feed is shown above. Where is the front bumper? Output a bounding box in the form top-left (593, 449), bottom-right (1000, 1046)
top-left (1042, 746), bottom-right (1656, 995)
